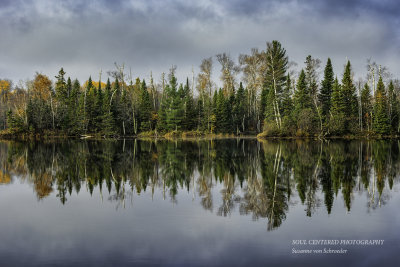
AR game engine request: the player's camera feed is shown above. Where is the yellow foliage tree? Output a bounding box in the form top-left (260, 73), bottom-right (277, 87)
top-left (32, 73), bottom-right (52, 101)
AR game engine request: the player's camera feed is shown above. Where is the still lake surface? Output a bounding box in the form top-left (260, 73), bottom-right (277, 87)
top-left (0, 138), bottom-right (399, 266)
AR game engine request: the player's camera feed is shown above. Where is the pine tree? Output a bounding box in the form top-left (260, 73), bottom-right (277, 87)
top-left (373, 76), bottom-right (390, 134)
top-left (263, 40), bottom-right (288, 129)
top-left (319, 58), bottom-right (334, 124)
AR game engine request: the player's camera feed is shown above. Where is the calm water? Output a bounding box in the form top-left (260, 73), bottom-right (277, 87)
top-left (0, 139), bottom-right (399, 266)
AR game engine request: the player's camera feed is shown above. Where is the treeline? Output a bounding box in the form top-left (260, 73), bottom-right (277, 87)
top-left (1, 40), bottom-right (400, 137)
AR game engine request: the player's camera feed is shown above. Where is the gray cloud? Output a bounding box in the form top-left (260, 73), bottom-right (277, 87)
top-left (0, 0), bottom-right (399, 86)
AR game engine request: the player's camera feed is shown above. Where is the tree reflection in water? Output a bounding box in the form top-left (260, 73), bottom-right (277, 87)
top-left (1, 139), bottom-right (399, 230)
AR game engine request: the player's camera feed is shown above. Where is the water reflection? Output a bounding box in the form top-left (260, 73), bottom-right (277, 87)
top-left (1, 139), bottom-right (399, 231)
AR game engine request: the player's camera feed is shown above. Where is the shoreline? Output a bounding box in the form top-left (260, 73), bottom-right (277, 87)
top-left (1, 131), bottom-right (399, 141)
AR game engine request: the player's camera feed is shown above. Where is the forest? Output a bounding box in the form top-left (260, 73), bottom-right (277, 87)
top-left (0, 40), bottom-right (399, 138)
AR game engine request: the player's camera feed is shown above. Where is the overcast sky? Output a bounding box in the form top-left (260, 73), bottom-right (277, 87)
top-left (1, 0), bottom-right (399, 86)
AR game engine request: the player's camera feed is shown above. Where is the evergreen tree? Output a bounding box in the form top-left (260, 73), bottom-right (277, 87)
top-left (167, 83), bottom-right (184, 131)
top-left (158, 72), bottom-right (184, 132)
top-left (94, 78), bottom-right (104, 132)
top-left (280, 74), bottom-right (294, 134)
top-left (294, 69), bottom-right (316, 134)
top-left (55, 68), bottom-right (67, 100)
top-left (329, 78), bottom-right (346, 135)
top-left (281, 74), bottom-right (293, 117)
top-left (226, 91), bottom-right (235, 133)
top-left (182, 78), bottom-right (197, 131)
top-left (66, 77), bottom-right (72, 99)
top-left (263, 40), bottom-right (288, 129)
top-left (85, 76), bottom-right (96, 132)
top-left (294, 70), bottom-right (313, 111)
top-left (233, 82), bottom-right (246, 133)
top-left (360, 83), bottom-right (372, 132)
top-left (319, 58), bottom-right (334, 124)
top-left (77, 85), bottom-right (87, 134)
top-left (110, 77), bottom-right (124, 134)
top-left (373, 76), bottom-right (390, 134)
top-left (69, 79), bottom-right (81, 134)
top-left (215, 89), bottom-right (225, 132)
top-left (341, 61), bottom-right (358, 132)
top-left (259, 88), bottom-right (268, 129)
top-left (139, 80), bottom-right (152, 132)
top-left (388, 81), bottom-right (399, 133)
top-left (55, 68), bottom-right (69, 130)
top-left (100, 78), bottom-right (115, 135)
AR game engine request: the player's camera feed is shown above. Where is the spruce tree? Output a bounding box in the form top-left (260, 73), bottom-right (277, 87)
top-left (55, 68), bottom-right (68, 130)
top-left (294, 69), bottom-right (316, 134)
top-left (55, 68), bottom-right (67, 100)
top-left (388, 81), bottom-right (399, 133)
top-left (69, 79), bottom-right (81, 134)
top-left (167, 83), bottom-right (184, 131)
top-left (373, 76), bottom-right (390, 134)
top-left (294, 70), bottom-right (312, 111)
top-left (259, 88), bottom-right (268, 130)
top-left (85, 76), bottom-right (96, 132)
top-left (319, 58), bottom-right (334, 124)
top-left (139, 80), bottom-right (152, 132)
top-left (215, 89), bottom-right (225, 132)
top-left (360, 83), bottom-right (372, 132)
top-left (329, 78), bottom-right (346, 135)
top-left (233, 82), bottom-right (246, 133)
top-left (158, 72), bottom-right (183, 132)
top-left (100, 78), bottom-right (115, 135)
top-left (281, 74), bottom-right (293, 134)
top-left (281, 74), bottom-right (293, 118)
top-left (94, 79), bottom-right (103, 132)
top-left (341, 61), bottom-right (358, 132)
top-left (183, 78), bottom-right (197, 131)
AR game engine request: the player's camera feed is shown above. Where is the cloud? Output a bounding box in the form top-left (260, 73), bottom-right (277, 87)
top-left (0, 0), bottom-right (399, 85)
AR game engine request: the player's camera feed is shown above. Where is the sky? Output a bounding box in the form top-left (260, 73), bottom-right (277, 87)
top-left (0, 0), bottom-right (399, 86)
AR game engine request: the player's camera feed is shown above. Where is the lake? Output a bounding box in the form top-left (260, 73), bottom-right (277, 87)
top-left (0, 139), bottom-right (399, 266)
